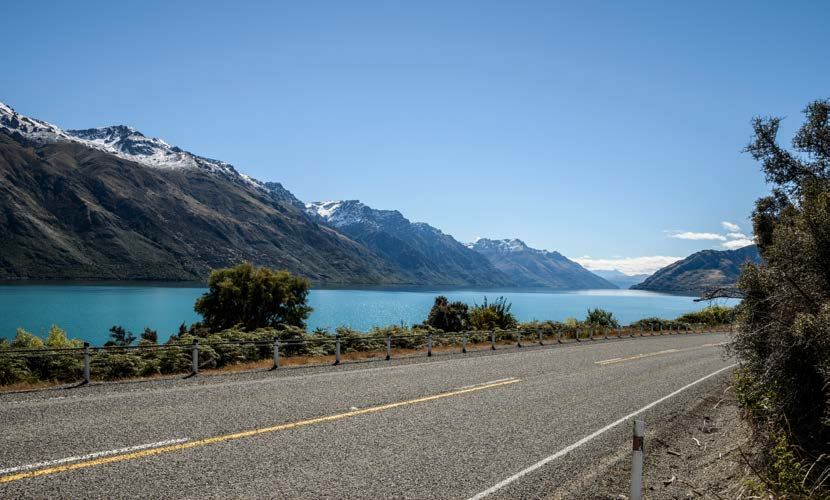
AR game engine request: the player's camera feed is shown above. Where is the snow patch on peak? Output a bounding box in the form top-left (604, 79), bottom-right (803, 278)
top-left (66, 125), bottom-right (204, 171)
top-left (0, 101), bottom-right (71, 142)
top-left (0, 101), bottom-right (270, 192)
top-left (307, 200), bottom-right (344, 219)
top-left (306, 200), bottom-right (412, 229)
top-left (471, 237), bottom-right (530, 253)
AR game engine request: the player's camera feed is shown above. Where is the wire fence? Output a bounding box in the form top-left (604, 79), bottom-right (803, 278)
top-left (0, 322), bottom-right (733, 387)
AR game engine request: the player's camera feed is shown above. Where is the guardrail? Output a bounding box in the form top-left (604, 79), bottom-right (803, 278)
top-left (0, 322), bottom-right (732, 387)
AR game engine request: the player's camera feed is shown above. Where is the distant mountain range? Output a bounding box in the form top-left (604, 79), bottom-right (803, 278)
top-left (591, 269), bottom-right (651, 289)
top-left (468, 238), bottom-right (617, 289)
top-left (0, 103), bottom-right (407, 282)
top-left (306, 200), bottom-right (511, 286)
top-left (631, 245), bottom-right (762, 294)
top-left (0, 102), bottom-right (611, 289)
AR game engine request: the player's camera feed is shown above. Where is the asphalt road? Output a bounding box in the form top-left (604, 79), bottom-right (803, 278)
top-left (0, 332), bottom-right (734, 499)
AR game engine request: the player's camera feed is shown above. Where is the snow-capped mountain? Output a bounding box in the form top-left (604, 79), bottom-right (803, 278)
top-left (307, 200), bottom-right (513, 286)
top-left (469, 238), bottom-right (617, 289)
top-left (0, 101), bottom-right (72, 142)
top-left (0, 102), bottom-right (403, 283)
top-left (307, 200), bottom-right (414, 230)
top-left (0, 102), bottom-right (295, 198)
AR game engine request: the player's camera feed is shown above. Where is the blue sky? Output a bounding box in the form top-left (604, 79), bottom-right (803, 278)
top-left (2, 1), bottom-right (828, 274)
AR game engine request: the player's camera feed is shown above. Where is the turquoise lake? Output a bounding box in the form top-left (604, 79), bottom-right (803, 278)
top-left (0, 284), bottom-right (738, 346)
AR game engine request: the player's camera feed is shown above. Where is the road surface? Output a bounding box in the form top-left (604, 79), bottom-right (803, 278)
top-left (0, 332), bottom-right (734, 498)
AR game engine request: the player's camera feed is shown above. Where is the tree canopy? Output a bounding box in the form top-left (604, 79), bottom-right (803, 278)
top-left (194, 263), bottom-right (312, 331)
top-left (733, 99), bottom-right (830, 490)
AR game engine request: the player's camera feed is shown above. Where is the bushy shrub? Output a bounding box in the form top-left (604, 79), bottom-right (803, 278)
top-left (585, 308), bottom-right (619, 328)
top-left (424, 296), bottom-right (469, 332)
top-left (469, 296), bottom-right (517, 331)
top-left (676, 305), bottom-right (735, 326)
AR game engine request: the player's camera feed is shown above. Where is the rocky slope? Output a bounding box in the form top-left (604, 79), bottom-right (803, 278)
top-left (306, 200), bottom-right (512, 286)
top-left (468, 238), bottom-right (617, 289)
top-left (631, 245), bottom-right (762, 295)
top-left (0, 104), bottom-right (404, 283)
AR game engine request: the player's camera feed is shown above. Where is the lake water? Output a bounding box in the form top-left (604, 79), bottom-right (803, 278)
top-left (0, 284), bottom-right (738, 346)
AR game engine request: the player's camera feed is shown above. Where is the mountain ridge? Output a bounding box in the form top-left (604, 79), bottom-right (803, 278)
top-left (631, 245), bottom-right (762, 294)
top-left (468, 238), bottom-right (617, 289)
top-left (306, 200), bottom-right (513, 286)
top-left (0, 103), bottom-right (407, 283)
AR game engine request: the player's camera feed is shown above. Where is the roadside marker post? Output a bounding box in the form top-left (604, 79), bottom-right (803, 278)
top-left (334, 334), bottom-right (341, 365)
top-left (631, 419), bottom-right (645, 500)
top-left (491, 331), bottom-right (496, 350)
top-left (83, 342), bottom-right (90, 385)
top-left (462, 333), bottom-right (467, 353)
top-left (603, 327), bottom-right (608, 340)
top-left (589, 327), bottom-right (595, 341)
top-left (557, 328), bottom-right (563, 343)
top-left (538, 328), bottom-right (543, 346)
top-left (517, 331), bottom-right (522, 348)
top-left (272, 338), bottom-right (279, 370)
top-left (617, 325), bottom-right (622, 339)
top-left (427, 333), bottom-right (433, 357)
top-left (576, 328), bottom-right (581, 342)
top-left (191, 339), bottom-right (199, 376)
top-left (385, 334), bottom-right (391, 360)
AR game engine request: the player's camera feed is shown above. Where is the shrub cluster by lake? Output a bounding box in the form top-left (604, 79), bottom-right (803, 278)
top-left (0, 265), bottom-right (734, 387)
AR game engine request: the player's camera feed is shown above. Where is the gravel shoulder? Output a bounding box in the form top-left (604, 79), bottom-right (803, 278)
top-left (557, 375), bottom-right (761, 499)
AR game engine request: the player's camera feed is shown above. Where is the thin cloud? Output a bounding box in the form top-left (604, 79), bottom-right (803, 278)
top-left (726, 232), bottom-right (749, 239)
top-left (670, 232), bottom-right (727, 241)
top-left (722, 238), bottom-right (754, 250)
top-left (722, 221), bottom-right (741, 232)
top-left (574, 256), bottom-right (683, 276)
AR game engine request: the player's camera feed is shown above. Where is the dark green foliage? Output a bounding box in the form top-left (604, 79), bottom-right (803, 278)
top-left (140, 328), bottom-right (158, 344)
top-left (675, 305), bottom-right (735, 326)
top-left (732, 99), bottom-right (830, 495)
top-left (105, 326), bottom-right (136, 347)
top-left (0, 356), bottom-right (33, 386)
top-left (468, 296), bottom-right (518, 330)
top-left (585, 308), bottom-right (619, 328)
top-left (194, 263), bottom-right (313, 331)
top-left (425, 296), bottom-right (469, 332)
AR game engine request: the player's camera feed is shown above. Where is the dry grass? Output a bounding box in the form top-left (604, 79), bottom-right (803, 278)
top-left (0, 380), bottom-right (68, 392)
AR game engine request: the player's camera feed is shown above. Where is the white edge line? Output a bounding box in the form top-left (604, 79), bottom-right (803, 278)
top-left (0, 438), bottom-right (189, 475)
top-left (468, 364), bottom-right (736, 499)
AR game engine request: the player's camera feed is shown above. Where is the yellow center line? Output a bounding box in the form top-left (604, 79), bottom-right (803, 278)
top-left (595, 343), bottom-right (727, 366)
top-left (0, 378), bottom-right (522, 484)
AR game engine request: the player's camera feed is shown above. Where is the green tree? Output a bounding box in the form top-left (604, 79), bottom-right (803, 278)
top-left (194, 263), bottom-right (313, 331)
top-left (468, 296), bottom-right (518, 330)
top-left (585, 308), bottom-right (619, 328)
top-left (732, 98), bottom-right (830, 491)
top-left (105, 326), bottom-right (136, 347)
top-left (140, 328), bottom-right (158, 344)
top-left (11, 328), bottom-right (44, 349)
top-left (425, 296), bottom-right (469, 332)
